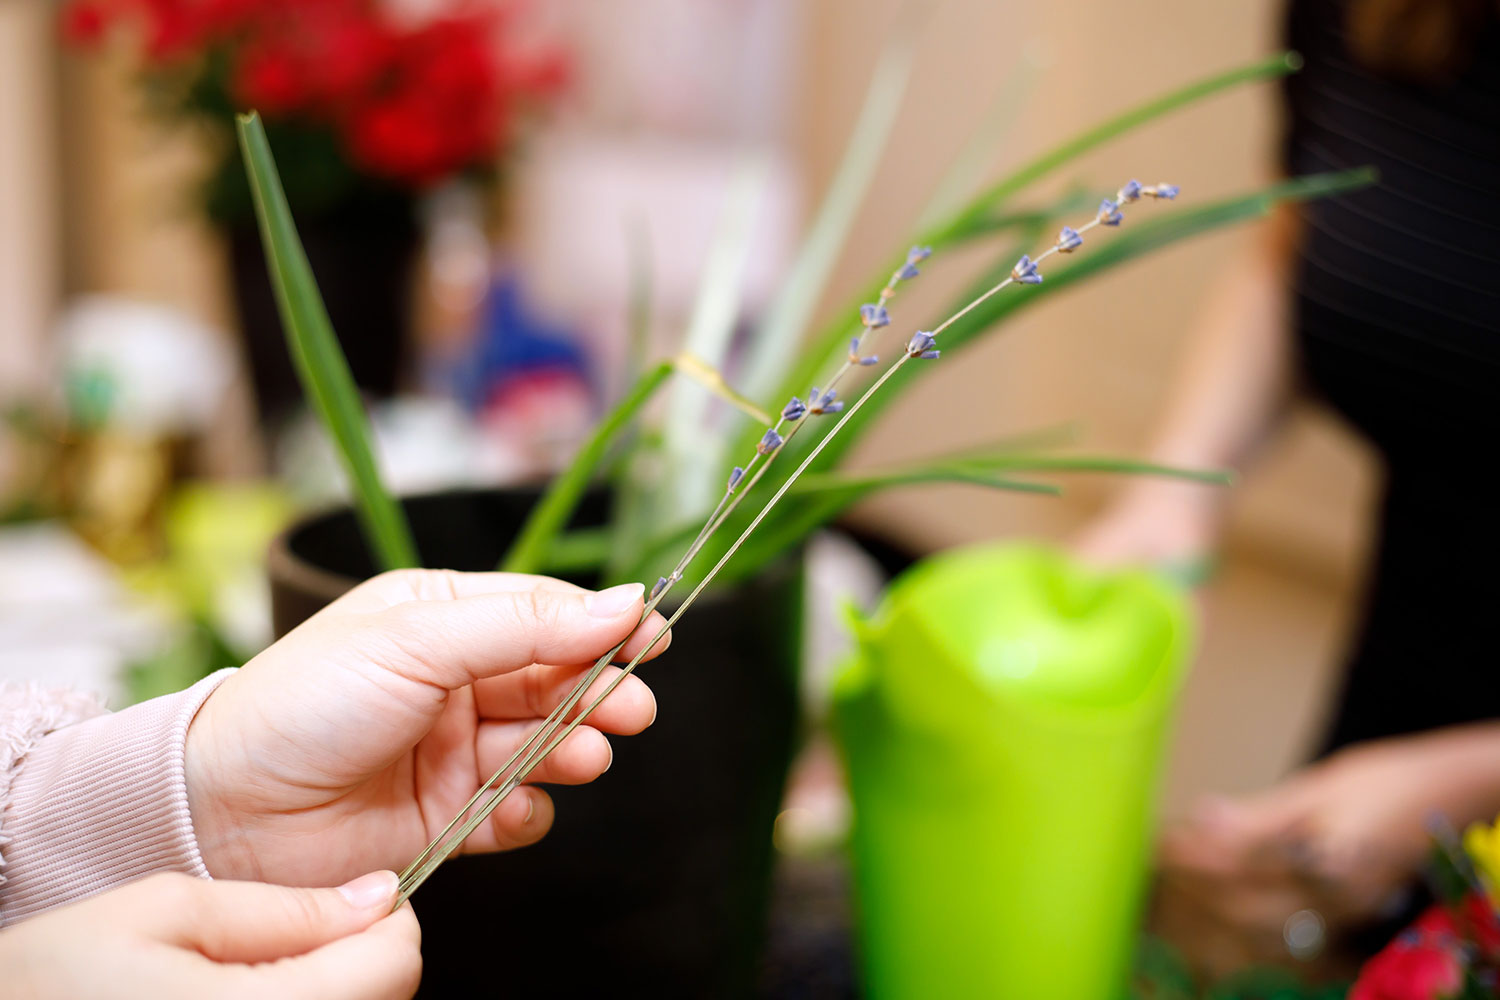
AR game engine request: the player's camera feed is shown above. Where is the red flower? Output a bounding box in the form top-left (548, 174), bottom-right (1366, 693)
top-left (306, 18), bottom-right (392, 105)
top-left (59, 1), bottom-right (110, 45)
top-left (342, 13), bottom-right (511, 185)
top-left (60, 0), bottom-right (568, 191)
top-left (1462, 891), bottom-right (1500, 958)
top-left (345, 93), bottom-right (454, 187)
top-left (233, 42), bottom-right (308, 114)
top-left (1351, 905), bottom-right (1467, 1000)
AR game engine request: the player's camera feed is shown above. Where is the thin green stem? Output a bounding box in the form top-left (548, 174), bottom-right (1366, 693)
top-left (396, 185), bottom-right (1175, 904)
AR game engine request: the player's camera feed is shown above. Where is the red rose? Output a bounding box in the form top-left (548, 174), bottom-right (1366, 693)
top-left (1351, 906), bottom-right (1467, 1000)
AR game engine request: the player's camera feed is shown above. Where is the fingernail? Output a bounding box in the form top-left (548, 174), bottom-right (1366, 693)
top-left (586, 582), bottom-right (644, 618)
top-left (337, 870), bottom-right (398, 910)
top-left (523, 790), bottom-right (536, 825)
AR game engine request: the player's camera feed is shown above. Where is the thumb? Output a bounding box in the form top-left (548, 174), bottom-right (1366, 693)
top-left (140, 870), bottom-right (399, 963)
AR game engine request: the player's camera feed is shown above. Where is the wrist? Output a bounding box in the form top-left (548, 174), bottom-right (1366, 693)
top-left (183, 682), bottom-right (262, 882)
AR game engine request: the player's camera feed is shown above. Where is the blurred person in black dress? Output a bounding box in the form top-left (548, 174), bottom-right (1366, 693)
top-left (1077, 0), bottom-right (1500, 975)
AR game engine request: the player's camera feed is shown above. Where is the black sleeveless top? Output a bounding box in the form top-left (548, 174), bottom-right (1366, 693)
top-left (1282, 0), bottom-right (1500, 751)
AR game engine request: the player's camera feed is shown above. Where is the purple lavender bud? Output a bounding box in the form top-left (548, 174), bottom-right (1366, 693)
top-left (781, 396), bottom-right (807, 421)
top-left (1097, 198), bottom-right (1123, 226)
top-left (907, 245), bottom-right (932, 265)
top-left (810, 387), bottom-right (841, 415)
top-left (651, 577), bottom-right (668, 598)
top-left (757, 428), bottom-right (785, 454)
top-left (897, 262), bottom-right (921, 281)
top-left (907, 331), bottom-right (937, 357)
top-left (1011, 254), bottom-right (1043, 285)
top-left (848, 338), bottom-right (879, 366)
top-left (860, 304), bottom-right (891, 329)
top-left (727, 465), bottom-right (744, 490)
top-left (1144, 182), bottom-right (1179, 200)
top-left (1118, 179), bottom-right (1143, 203)
top-left (919, 350), bottom-right (941, 360)
top-left (1056, 225), bottom-right (1083, 253)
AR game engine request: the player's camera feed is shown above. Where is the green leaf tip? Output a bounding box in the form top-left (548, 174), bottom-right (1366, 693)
top-left (236, 111), bottom-right (419, 571)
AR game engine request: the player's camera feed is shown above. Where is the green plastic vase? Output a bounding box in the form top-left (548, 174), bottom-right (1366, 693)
top-left (831, 543), bottom-right (1194, 999)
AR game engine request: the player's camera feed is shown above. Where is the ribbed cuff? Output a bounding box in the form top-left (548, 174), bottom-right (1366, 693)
top-left (0, 669), bottom-right (234, 926)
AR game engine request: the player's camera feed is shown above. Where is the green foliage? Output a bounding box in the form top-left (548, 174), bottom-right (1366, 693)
top-left (243, 51), bottom-right (1375, 590)
top-left (236, 112), bottom-right (419, 571)
top-left (1131, 936), bottom-right (1351, 1000)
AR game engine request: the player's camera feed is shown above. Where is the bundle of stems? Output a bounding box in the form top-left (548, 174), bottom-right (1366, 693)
top-left (393, 181), bottom-right (1186, 905)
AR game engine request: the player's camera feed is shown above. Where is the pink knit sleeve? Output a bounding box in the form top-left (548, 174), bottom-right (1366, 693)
top-left (0, 669), bottom-right (234, 926)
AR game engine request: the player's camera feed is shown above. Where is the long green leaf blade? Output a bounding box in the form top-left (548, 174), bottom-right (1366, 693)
top-left (502, 354), bottom-right (768, 575)
top-left (235, 112), bottom-right (418, 571)
top-left (924, 51), bottom-right (1304, 244)
top-left (737, 52), bottom-right (1304, 476)
top-left (502, 360), bottom-right (673, 574)
top-left (739, 32), bottom-right (916, 402)
top-left (806, 167), bottom-right (1377, 476)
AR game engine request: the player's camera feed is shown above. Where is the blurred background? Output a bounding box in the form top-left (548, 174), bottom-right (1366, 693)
top-left (0, 0), bottom-right (1382, 993)
top-left (0, 0), bottom-right (1374, 810)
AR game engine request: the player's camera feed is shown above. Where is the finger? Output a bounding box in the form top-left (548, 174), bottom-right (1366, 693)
top-left (1165, 790), bottom-right (1316, 877)
top-left (476, 720), bottom-right (616, 786)
top-left (456, 784), bottom-right (555, 855)
top-left (373, 582), bottom-right (672, 690)
top-left (473, 662), bottom-right (657, 733)
top-left (234, 906), bottom-right (423, 1000)
top-left (331, 569), bottom-right (587, 615)
top-left (136, 871), bottom-right (399, 964)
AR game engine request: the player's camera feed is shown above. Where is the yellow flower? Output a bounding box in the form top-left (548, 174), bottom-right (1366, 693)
top-left (1464, 814), bottom-right (1500, 896)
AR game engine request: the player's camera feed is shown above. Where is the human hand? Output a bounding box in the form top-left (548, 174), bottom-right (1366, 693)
top-left (0, 871), bottom-right (420, 1000)
top-left (1073, 481), bottom-right (1223, 585)
top-left (185, 570), bottom-right (669, 885)
top-left (1155, 727), bottom-right (1500, 975)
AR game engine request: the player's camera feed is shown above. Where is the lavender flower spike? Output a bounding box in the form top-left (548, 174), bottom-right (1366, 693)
top-left (727, 466), bottom-right (744, 491)
top-left (1118, 179), bottom-right (1143, 203)
top-left (1011, 254), bottom-right (1043, 285)
top-left (1056, 225), bottom-right (1083, 253)
top-left (897, 263), bottom-right (921, 281)
top-left (1097, 198), bottom-right (1123, 226)
top-left (1144, 182), bottom-right (1180, 200)
top-left (848, 338), bottom-right (880, 366)
top-left (907, 245), bottom-right (932, 264)
top-left (860, 304), bottom-right (891, 329)
top-left (781, 396), bottom-right (807, 421)
top-left (810, 387), bottom-right (843, 415)
top-left (907, 331), bottom-right (937, 357)
top-left (651, 576), bottom-right (668, 599)
top-left (757, 428), bottom-right (785, 454)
